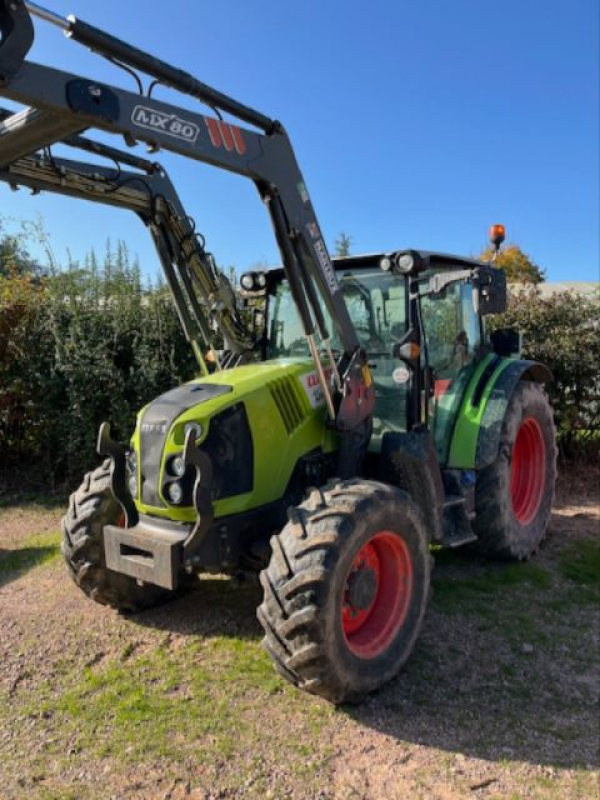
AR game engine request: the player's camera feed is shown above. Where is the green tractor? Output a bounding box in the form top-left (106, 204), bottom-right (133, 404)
top-left (0, 2), bottom-right (556, 703)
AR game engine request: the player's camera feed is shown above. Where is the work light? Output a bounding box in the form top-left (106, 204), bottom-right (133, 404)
top-left (240, 273), bottom-right (255, 290)
top-left (396, 253), bottom-right (415, 273)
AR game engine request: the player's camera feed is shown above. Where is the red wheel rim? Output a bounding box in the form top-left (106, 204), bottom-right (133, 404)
top-left (510, 416), bottom-right (546, 525)
top-left (341, 531), bottom-right (413, 659)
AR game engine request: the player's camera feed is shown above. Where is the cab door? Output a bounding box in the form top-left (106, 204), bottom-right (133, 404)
top-left (420, 280), bottom-right (482, 463)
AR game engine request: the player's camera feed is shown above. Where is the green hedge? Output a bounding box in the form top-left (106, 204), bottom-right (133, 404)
top-left (1, 262), bottom-right (598, 492)
top-left (491, 287), bottom-right (600, 460)
top-left (0, 265), bottom-right (196, 490)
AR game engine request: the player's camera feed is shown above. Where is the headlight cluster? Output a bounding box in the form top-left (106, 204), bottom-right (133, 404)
top-left (379, 251), bottom-right (419, 275)
top-left (126, 447), bottom-right (193, 506)
top-left (164, 453), bottom-right (192, 506)
top-left (240, 271), bottom-right (267, 291)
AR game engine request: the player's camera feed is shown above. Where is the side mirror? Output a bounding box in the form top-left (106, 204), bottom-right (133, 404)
top-left (476, 265), bottom-right (507, 315)
top-left (490, 327), bottom-right (521, 358)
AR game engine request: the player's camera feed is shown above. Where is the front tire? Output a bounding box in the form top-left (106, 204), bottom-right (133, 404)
top-left (258, 480), bottom-right (431, 704)
top-left (473, 381), bottom-right (557, 560)
top-left (62, 462), bottom-right (171, 612)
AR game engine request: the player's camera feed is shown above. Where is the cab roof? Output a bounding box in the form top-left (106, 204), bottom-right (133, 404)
top-left (332, 250), bottom-right (489, 272)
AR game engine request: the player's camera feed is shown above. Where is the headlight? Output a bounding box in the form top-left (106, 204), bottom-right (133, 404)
top-left (396, 253), bottom-right (415, 273)
top-left (128, 475), bottom-right (137, 497)
top-left (379, 256), bottom-right (392, 272)
top-left (171, 455), bottom-right (186, 477)
top-left (167, 481), bottom-right (184, 504)
top-left (126, 450), bottom-right (137, 474)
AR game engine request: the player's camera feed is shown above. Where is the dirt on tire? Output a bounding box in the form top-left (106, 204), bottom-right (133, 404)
top-left (473, 380), bottom-right (557, 559)
top-left (259, 480), bottom-right (431, 703)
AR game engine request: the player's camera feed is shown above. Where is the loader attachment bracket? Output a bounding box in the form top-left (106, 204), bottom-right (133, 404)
top-left (183, 428), bottom-right (215, 551)
top-left (66, 79), bottom-right (121, 122)
top-left (97, 422), bottom-right (139, 529)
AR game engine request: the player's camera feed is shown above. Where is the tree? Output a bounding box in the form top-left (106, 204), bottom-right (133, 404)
top-left (479, 243), bottom-right (544, 284)
top-left (334, 232), bottom-right (353, 258)
top-left (0, 217), bottom-right (54, 276)
top-left (0, 223), bottom-right (35, 277)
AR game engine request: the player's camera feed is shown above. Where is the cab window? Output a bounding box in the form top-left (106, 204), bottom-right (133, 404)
top-left (420, 280), bottom-right (482, 461)
top-left (265, 267), bottom-right (409, 448)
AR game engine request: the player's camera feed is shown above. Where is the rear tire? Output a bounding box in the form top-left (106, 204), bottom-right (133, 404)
top-left (258, 479), bottom-right (431, 703)
top-left (62, 462), bottom-right (171, 612)
top-left (473, 381), bottom-right (557, 560)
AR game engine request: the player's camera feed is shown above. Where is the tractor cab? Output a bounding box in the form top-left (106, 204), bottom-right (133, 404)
top-left (242, 250), bottom-right (507, 464)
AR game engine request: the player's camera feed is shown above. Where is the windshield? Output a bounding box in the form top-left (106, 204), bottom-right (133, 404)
top-left (265, 266), bottom-right (407, 358)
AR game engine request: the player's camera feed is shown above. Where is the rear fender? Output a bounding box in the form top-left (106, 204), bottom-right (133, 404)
top-left (448, 358), bottom-right (552, 470)
top-left (475, 360), bottom-right (552, 467)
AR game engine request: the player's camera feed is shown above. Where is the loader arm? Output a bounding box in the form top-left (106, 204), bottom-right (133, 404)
top-left (0, 113), bottom-right (250, 370)
top-left (0, 1), bottom-right (375, 446)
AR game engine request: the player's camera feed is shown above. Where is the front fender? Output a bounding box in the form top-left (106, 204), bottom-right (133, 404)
top-left (448, 357), bottom-right (552, 470)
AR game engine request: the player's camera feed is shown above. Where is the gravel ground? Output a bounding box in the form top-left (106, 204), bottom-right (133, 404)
top-left (0, 479), bottom-right (598, 800)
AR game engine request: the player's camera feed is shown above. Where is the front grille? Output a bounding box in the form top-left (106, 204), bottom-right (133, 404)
top-left (269, 377), bottom-right (308, 434)
top-left (139, 381), bottom-right (233, 507)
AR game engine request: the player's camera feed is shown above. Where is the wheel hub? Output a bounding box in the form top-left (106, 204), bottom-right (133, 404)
top-left (341, 531), bottom-right (414, 659)
top-left (347, 566), bottom-right (378, 611)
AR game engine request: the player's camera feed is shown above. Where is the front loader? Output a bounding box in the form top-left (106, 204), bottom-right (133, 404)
top-left (0, 1), bottom-right (556, 703)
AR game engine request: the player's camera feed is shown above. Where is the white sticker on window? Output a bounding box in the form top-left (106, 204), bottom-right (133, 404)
top-left (392, 366), bottom-right (411, 385)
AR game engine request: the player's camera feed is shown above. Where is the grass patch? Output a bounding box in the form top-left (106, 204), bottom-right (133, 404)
top-left (0, 531), bottom-right (61, 574)
top-left (558, 539), bottom-right (600, 606)
top-left (30, 636), bottom-right (333, 774)
top-left (0, 492), bottom-right (66, 510)
top-left (559, 540), bottom-right (600, 586)
top-left (35, 790), bottom-right (79, 800)
top-left (433, 561), bottom-right (552, 610)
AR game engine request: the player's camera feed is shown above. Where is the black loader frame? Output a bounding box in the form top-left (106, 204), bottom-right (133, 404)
top-left (0, 0), bottom-right (374, 474)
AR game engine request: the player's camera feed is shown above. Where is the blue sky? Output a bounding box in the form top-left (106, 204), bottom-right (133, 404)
top-left (1, 0), bottom-right (598, 281)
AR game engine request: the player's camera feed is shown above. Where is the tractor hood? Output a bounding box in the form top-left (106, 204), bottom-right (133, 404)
top-left (131, 359), bottom-right (337, 522)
